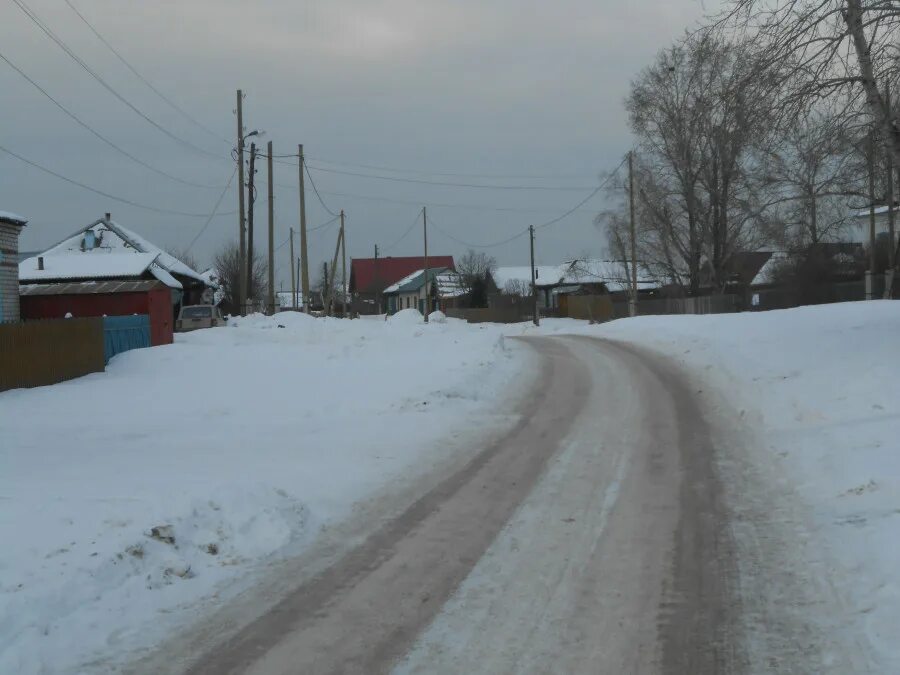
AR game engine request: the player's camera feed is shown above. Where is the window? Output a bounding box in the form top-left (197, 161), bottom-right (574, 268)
top-left (181, 306), bottom-right (212, 319)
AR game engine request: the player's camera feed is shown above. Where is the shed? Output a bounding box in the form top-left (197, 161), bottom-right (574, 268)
top-left (20, 280), bottom-right (174, 346)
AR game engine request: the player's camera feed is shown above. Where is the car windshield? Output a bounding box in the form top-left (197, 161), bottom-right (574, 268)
top-left (181, 306), bottom-right (212, 319)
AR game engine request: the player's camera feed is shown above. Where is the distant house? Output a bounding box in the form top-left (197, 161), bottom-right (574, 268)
top-left (18, 214), bottom-right (213, 345)
top-left (382, 267), bottom-right (463, 314)
top-left (0, 210), bottom-right (28, 323)
top-left (493, 259), bottom-right (660, 309)
top-left (349, 255), bottom-right (455, 314)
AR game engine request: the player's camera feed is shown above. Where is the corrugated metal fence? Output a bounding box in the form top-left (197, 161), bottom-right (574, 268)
top-left (103, 315), bottom-right (150, 364)
top-left (0, 317), bottom-right (105, 392)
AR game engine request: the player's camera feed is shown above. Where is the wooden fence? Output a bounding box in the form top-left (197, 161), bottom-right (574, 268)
top-left (0, 317), bottom-right (105, 392)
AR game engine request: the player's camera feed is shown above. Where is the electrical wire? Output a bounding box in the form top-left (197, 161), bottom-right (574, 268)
top-left (535, 156), bottom-right (627, 230)
top-left (306, 155), bottom-right (598, 181)
top-left (10, 0), bottom-right (227, 162)
top-left (308, 215), bottom-right (340, 233)
top-left (186, 166), bottom-right (238, 251)
top-left (427, 213), bottom-right (529, 249)
top-left (304, 164), bottom-right (597, 191)
top-left (383, 208), bottom-right (423, 252)
top-left (0, 143), bottom-right (236, 218)
top-left (304, 162), bottom-right (339, 217)
top-left (61, 0), bottom-right (230, 147)
top-left (0, 50), bottom-right (226, 190)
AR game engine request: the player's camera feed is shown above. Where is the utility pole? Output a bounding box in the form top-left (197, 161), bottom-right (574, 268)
top-left (267, 141), bottom-right (275, 315)
top-left (326, 223), bottom-right (343, 316)
top-left (236, 90), bottom-right (247, 316)
top-left (289, 228), bottom-right (296, 310)
top-left (298, 145), bottom-right (310, 312)
top-left (868, 129), bottom-right (877, 300)
top-left (628, 150), bottom-right (638, 317)
top-left (374, 244), bottom-right (381, 314)
top-left (530, 225), bottom-right (539, 327)
top-left (322, 261), bottom-right (328, 310)
top-left (341, 210), bottom-right (348, 318)
top-left (246, 142), bottom-right (258, 311)
top-left (423, 206), bottom-right (429, 322)
top-left (296, 257), bottom-right (301, 310)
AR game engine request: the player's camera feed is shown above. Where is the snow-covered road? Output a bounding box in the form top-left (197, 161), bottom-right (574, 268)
top-left (146, 335), bottom-right (740, 675)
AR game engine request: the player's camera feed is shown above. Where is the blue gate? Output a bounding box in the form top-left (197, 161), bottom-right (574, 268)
top-left (103, 315), bottom-right (150, 364)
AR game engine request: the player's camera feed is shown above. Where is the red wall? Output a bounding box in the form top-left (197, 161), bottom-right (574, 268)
top-left (21, 288), bottom-right (173, 346)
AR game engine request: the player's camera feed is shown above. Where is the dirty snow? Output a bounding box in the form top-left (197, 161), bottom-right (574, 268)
top-left (0, 312), bottom-right (527, 674)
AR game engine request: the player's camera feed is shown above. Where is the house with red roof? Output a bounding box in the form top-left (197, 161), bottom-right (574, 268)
top-left (349, 255), bottom-right (455, 314)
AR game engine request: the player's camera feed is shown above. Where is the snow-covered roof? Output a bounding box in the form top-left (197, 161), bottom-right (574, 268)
top-left (0, 210), bottom-right (27, 225)
top-left (383, 267), bottom-right (452, 294)
top-left (494, 259), bottom-right (659, 293)
top-left (852, 204), bottom-right (896, 219)
top-left (20, 252), bottom-right (158, 281)
top-left (18, 217), bottom-right (206, 289)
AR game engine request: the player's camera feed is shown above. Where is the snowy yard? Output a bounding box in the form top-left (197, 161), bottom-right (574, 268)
top-left (0, 310), bottom-right (527, 673)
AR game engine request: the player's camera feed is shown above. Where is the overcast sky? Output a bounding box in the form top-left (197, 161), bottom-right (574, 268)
top-left (2, 0), bottom-right (712, 287)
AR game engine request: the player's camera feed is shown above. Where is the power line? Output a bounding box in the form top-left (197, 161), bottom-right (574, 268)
top-left (61, 0), bottom-right (230, 147)
top-left (10, 0), bottom-right (227, 162)
top-left (306, 155), bottom-right (599, 181)
top-left (304, 163), bottom-right (339, 217)
top-left (0, 50), bottom-right (225, 190)
top-left (305, 164), bottom-right (598, 191)
top-left (308, 215), bottom-right (340, 233)
top-left (0, 143), bottom-right (236, 218)
top-left (384, 208), bottom-right (423, 252)
top-left (310, 188), bottom-right (598, 215)
top-left (186, 166), bottom-right (238, 251)
top-left (427, 213), bottom-right (529, 249)
top-left (535, 156), bottom-right (627, 230)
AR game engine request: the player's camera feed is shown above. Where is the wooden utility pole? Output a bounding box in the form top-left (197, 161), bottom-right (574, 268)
top-left (246, 142), bottom-right (258, 309)
top-left (423, 206), bottom-right (429, 322)
top-left (267, 141), bottom-right (275, 315)
top-left (340, 210), bottom-right (348, 318)
top-left (298, 145), bottom-right (311, 312)
top-left (289, 228), bottom-right (296, 309)
top-left (628, 150), bottom-right (638, 317)
top-left (325, 224), bottom-right (343, 316)
top-left (530, 225), bottom-right (539, 327)
top-left (374, 244), bottom-right (381, 314)
top-left (322, 261), bottom-right (328, 310)
top-left (868, 129), bottom-right (877, 299)
top-left (296, 257), bottom-right (301, 309)
top-left (236, 90), bottom-right (247, 316)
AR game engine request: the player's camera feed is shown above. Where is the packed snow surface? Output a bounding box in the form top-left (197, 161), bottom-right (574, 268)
top-left (0, 312), bottom-right (526, 673)
top-left (510, 301), bottom-right (900, 670)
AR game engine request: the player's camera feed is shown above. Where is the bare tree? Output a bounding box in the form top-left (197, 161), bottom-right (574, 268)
top-left (503, 279), bottom-right (532, 297)
top-left (723, 0), bottom-right (900, 167)
top-left (214, 242), bottom-right (267, 313)
top-left (456, 249), bottom-right (497, 294)
top-left (761, 102), bottom-right (865, 246)
top-left (623, 31), bottom-right (779, 293)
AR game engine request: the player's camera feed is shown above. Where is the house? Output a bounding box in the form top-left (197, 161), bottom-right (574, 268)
top-left (349, 255), bottom-right (455, 314)
top-left (0, 211), bottom-right (28, 323)
top-left (18, 214), bottom-right (213, 345)
top-left (493, 259), bottom-right (660, 309)
top-left (382, 267), bottom-right (466, 314)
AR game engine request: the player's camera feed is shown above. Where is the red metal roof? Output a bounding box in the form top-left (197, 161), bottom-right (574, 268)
top-left (350, 256), bottom-right (455, 292)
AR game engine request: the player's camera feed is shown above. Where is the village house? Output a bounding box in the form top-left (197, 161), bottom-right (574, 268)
top-left (18, 214), bottom-right (213, 345)
top-left (0, 211), bottom-right (28, 323)
top-left (349, 255), bottom-right (455, 314)
top-left (382, 267), bottom-right (466, 314)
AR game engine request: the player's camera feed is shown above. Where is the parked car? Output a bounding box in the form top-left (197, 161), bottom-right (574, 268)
top-left (176, 304), bottom-right (225, 332)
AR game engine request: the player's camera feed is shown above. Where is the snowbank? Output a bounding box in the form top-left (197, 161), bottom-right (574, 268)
top-left (0, 315), bottom-right (527, 673)
top-left (389, 308), bottom-right (424, 324)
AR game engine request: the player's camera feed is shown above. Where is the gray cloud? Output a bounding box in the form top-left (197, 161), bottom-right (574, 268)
top-left (2, 0), bottom-right (713, 285)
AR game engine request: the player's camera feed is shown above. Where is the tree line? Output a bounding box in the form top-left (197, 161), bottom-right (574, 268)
top-left (602, 0), bottom-right (900, 296)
